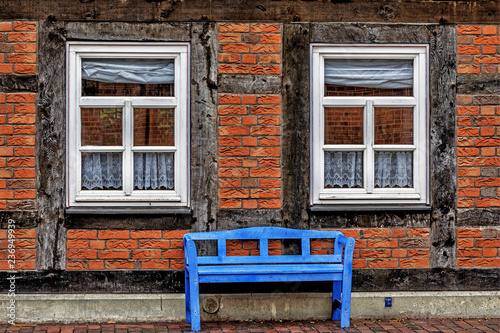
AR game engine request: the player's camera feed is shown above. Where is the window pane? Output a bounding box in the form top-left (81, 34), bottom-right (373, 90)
top-left (324, 107), bottom-right (363, 144)
top-left (81, 108), bottom-right (122, 146)
top-left (324, 151), bottom-right (363, 188)
top-left (134, 108), bottom-right (175, 146)
top-left (81, 152), bottom-right (122, 190)
top-left (134, 152), bottom-right (174, 190)
top-left (375, 107), bottom-right (413, 145)
top-left (82, 59), bottom-right (174, 97)
top-left (374, 151), bottom-right (413, 188)
top-left (324, 59), bottom-right (413, 97)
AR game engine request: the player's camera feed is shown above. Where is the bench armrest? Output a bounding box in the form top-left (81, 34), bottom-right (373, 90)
top-left (337, 234), bottom-right (355, 268)
top-left (184, 234), bottom-right (199, 271)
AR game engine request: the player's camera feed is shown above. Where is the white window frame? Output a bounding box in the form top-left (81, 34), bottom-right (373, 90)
top-left (311, 45), bottom-right (429, 206)
top-left (66, 42), bottom-right (190, 208)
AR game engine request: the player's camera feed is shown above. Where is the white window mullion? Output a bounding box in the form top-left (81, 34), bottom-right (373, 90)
top-left (365, 100), bottom-right (374, 194)
top-left (123, 100), bottom-right (133, 196)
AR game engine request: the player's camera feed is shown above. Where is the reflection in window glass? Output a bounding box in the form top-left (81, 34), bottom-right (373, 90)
top-left (324, 107), bottom-right (364, 145)
top-left (375, 107), bottom-right (413, 145)
top-left (134, 108), bottom-right (175, 146)
top-left (81, 108), bottom-right (122, 146)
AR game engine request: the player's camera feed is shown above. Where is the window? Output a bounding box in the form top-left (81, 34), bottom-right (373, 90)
top-left (311, 45), bottom-right (429, 206)
top-left (66, 42), bottom-right (189, 208)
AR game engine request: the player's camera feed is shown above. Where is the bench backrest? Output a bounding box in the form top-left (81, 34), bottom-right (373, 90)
top-left (184, 227), bottom-right (349, 265)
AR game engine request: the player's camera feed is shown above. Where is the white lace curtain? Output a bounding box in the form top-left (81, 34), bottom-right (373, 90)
top-left (82, 152), bottom-right (174, 190)
top-left (134, 152), bottom-right (174, 190)
top-left (324, 59), bottom-right (413, 89)
top-left (82, 59), bottom-right (175, 84)
top-left (324, 151), bottom-right (413, 188)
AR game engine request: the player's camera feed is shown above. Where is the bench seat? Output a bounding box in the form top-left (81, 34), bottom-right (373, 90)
top-left (183, 227), bottom-right (355, 331)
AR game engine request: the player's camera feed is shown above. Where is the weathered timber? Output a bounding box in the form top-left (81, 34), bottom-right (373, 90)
top-left (66, 214), bottom-right (190, 230)
top-left (457, 74), bottom-right (500, 96)
top-left (0, 74), bottom-right (37, 93)
top-left (37, 20), bottom-right (68, 270)
top-left (0, 211), bottom-right (37, 229)
top-left (429, 25), bottom-right (457, 269)
top-left (0, 0), bottom-right (497, 23)
top-left (216, 210), bottom-right (281, 230)
top-left (457, 208), bottom-right (500, 226)
top-left (282, 23), bottom-right (311, 230)
top-left (217, 75), bottom-right (282, 95)
top-left (2, 268), bottom-right (498, 293)
top-left (190, 22), bottom-right (219, 232)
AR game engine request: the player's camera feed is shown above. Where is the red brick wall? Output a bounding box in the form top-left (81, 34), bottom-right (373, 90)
top-left (66, 230), bottom-right (188, 270)
top-left (218, 23), bottom-right (281, 209)
top-left (0, 21), bottom-right (37, 210)
top-left (0, 228), bottom-right (36, 270)
top-left (457, 25), bottom-right (500, 209)
top-left (457, 227), bottom-right (500, 267)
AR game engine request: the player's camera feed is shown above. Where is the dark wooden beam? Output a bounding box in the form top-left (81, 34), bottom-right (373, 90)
top-left (0, 0), bottom-right (497, 24)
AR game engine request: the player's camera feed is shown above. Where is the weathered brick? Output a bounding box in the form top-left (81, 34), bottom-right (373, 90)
top-left (250, 24), bottom-right (280, 33)
top-left (104, 260), bottom-right (136, 269)
top-left (219, 189), bottom-right (249, 198)
top-left (106, 240), bottom-right (137, 249)
top-left (219, 147), bottom-right (250, 157)
top-left (219, 24), bottom-right (250, 33)
top-left (98, 250), bottom-right (130, 259)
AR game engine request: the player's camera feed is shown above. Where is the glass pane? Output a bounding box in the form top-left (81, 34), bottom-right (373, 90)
top-left (81, 152), bottom-right (122, 190)
top-left (81, 108), bottom-right (122, 146)
top-left (134, 152), bottom-right (174, 190)
top-left (375, 107), bottom-right (413, 145)
top-left (374, 151), bottom-right (413, 188)
top-left (82, 59), bottom-right (174, 97)
top-left (324, 107), bottom-right (363, 144)
top-left (134, 108), bottom-right (175, 146)
top-left (324, 151), bottom-right (363, 188)
top-left (324, 59), bottom-right (413, 97)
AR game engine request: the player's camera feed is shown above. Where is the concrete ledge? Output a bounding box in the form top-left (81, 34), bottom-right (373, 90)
top-left (1, 291), bottom-right (499, 324)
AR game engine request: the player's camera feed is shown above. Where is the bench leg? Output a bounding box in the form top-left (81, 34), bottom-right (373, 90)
top-left (189, 275), bottom-right (201, 331)
top-left (340, 274), bottom-right (352, 328)
top-left (185, 271), bottom-right (191, 324)
top-left (331, 281), bottom-right (341, 321)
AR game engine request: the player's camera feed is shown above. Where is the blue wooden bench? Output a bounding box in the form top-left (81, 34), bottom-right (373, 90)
top-left (183, 227), bottom-right (355, 331)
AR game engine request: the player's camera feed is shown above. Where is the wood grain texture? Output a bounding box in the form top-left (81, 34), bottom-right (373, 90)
top-left (0, 0), bottom-right (497, 23)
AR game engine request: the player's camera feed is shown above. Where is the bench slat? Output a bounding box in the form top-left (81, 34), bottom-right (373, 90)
top-left (196, 263), bottom-right (344, 275)
top-left (199, 272), bottom-right (344, 284)
top-left (196, 254), bottom-right (342, 265)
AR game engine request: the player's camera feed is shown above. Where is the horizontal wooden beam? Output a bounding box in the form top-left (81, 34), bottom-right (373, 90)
top-left (0, 0), bottom-right (497, 24)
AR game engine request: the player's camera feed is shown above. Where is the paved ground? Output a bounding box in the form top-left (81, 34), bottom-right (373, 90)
top-left (1, 319), bottom-right (499, 333)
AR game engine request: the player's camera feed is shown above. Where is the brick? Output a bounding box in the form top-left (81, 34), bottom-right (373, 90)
top-left (15, 147), bottom-right (35, 157)
top-left (88, 261), bottom-right (104, 270)
top-left (67, 250), bottom-right (97, 260)
top-left (163, 249), bottom-right (184, 259)
top-left (457, 148), bottom-right (479, 156)
top-left (458, 188), bottom-right (480, 197)
top-left (163, 230), bottom-right (189, 239)
top-left (106, 240), bottom-right (137, 249)
top-left (219, 94), bottom-right (241, 104)
top-left (139, 239), bottom-right (171, 249)
top-left (8, 54), bottom-right (36, 63)
top-left (457, 248), bottom-right (482, 257)
top-left (258, 116), bottom-right (280, 125)
top-left (67, 239), bottom-right (89, 249)
top-left (458, 55), bottom-right (472, 64)
top-left (457, 127), bottom-right (479, 136)
top-left (242, 95), bottom-right (257, 104)
top-left (477, 198), bottom-right (500, 207)
top-left (457, 106), bottom-right (479, 115)
top-left (408, 250), bottom-right (430, 257)
top-left (14, 64), bottom-right (36, 74)
top-left (89, 240), bottom-right (105, 250)
top-left (483, 248), bottom-right (498, 257)
top-left (362, 229), bottom-right (390, 238)
top-left (457, 228), bottom-right (482, 238)
top-left (218, 53), bottom-right (241, 63)
top-left (250, 168), bottom-right (280, 178)
top-left (457, 46), bottom-right (480, 54)
top-left (14, 169), bottom-right (35, 178)
top-left (13, 22), bottom-right (36, 31)
top-left (0, 105), bottom-right (13, 114)
top-left (408, 229), bottom-right (430, 238)
top-left (475, 258), bottom-right (500, 267)
top-left (480, 127), bottom-right (496, 136)
top-left (0, 169), bottom-right (12, 178)
top-left (220, 178), bottom-right (242, 188)
top-left (221, 44), bottom-right (249, 53)
top-left (250, 147), bottom-right (280, 157)
top-left (367, 239), bottom-right (398, 248)
top-left (257, 95), bottom-right (280, 104)
top-left (0, 22), bottom-right (12, 31)
top-left (241, 178), bottom-right (258, 188)
top-left (14, 190), bottom-right (36, 199)
top-left (482, 45), bottom-right (497, 54)
top-left (260, 34), bottom-right (281, 44)
top-left (250, 24), bottom-right (280, 33)
top-left (219, 147), bottom-right (250, 157)
top-left (219, 24), bottom-right (250, 33)
top-left (458, 178), bottom-right (475, 187)
top-left (250, 45), bottom-right (280, 54)
top-left (130, 230), bottom-right (162, 239)
top-left (219, 189), bottom-right (249, 198)
top-left (457, 258), bottom-right (474, 267)
top-left (483, 26), bottom-right (498, 34)
top-left (476, 178), bottom-right (500, 187)
top-left (219, 168), bottom-right (249, 178)
top-left (458, 167), bottom-right (481, 177)
top-left (14, 125), bottom-right (36, 134)
top-left (476, 239), bottom-right (500, 248)
top-left (400, 259), bottom-right (429, 268)
top-left (67, 261), bottom-right (87, 270)
top-left (475, 137), bottom-right (500, 146)
top-left (7, 136), bottom-right (35, 146)
top-left (458, 26), bottom-right (481, 35)
top-left (243, 199), bottom-right (258, 209)
top-left (250, 126), bottom-right (280, 135)
top-left (457, 238), bottom-right (474, 248)
top-left (259, 179), bottom-right (281, 188)
top-left (481, 106), bottom-right (497, 115)
top-left (392, 249), bottom-right (407, 258)
top-left (458, 65), bottom-right (480, 74)
top-left (13, 43), bottom-right (37, 53)
top-left (219, 64), bottom-right (249, 74)
top-left (218, 105), bottom-right (247, 115)
top-left (98, 250), bottom-right (129, 259)
top-left (250, 65), bottom-right (280, 75)
top-left (219, 137), bottom-right (241, 146)
top-left (250, 189), bottom-right (280, 199)
top-left (457, 96), bottom-right (473, 105)
top-left (474, 55), bottom-right (500, 64)
top-left (481, 147), bottom-right (496, 156)
top-left (0, 147), bottom-right (13, 156)
top-left (97, 230), bottom-right (130, 239)
top-left (398, 238), bottom-right (430, 248)
top-left (242, 34), bottom-right (260, 44)
top-left (104, 260), bottom-right (136, 269)
top-left (7, 32), bottom-right (37, 43)
top-left (242, 54), bottom-right (257, 64)
top-left (473, 36), bottom-right (500, 45)
top-left (0, 64), bottom-right (13, 74)
top-left (68, 230), bottom-right (97, 240)
top-left (259, 158), bottom-right (279, 167)
top-left (132, 249), bottom-right (162, 259)
top-left (475, 157), bottom-right (500, 166)
top-left (219, 199), bottom-right (241, 209)
top-left (219, 33), bottom-right (242, 43)
top-left (8, 114), bottom-right (36, 124)
top-left (14, 249), bottom-right (36, 260)
top-left (220, 116), bottom-right (241, 126)
top-left (242, 137), bottom-right (257, 146)
top-left (219, 158), bottom-right (242, 167)
top-left (458, 157), bottom-right (474, 167)
top-left (368, 259), bottom-right (398, 268)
